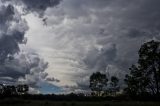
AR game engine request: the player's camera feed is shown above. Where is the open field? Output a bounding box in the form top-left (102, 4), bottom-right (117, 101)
top-left (0, 99), bottom-right (160, 106)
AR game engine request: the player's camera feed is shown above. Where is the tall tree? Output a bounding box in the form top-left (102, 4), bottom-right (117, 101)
top-left (17, 84), bottom-right (29, 94)
top-left (107, 76), bottom-right (119, 96)
top-left (111, 76), bottom-right (119, 87)
top-left (125, 40), bottom-right (160, 96)
top-left (89, 72), bottom-right (108, 96)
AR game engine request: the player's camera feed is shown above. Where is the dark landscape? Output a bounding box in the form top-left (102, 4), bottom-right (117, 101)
top-left (1, 0), bottom-right (160, 105)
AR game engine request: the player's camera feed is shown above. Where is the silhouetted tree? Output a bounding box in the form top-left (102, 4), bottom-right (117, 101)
top-left (0, 84), bottom-right (29, 95)
top-left (17, 84), bottom-right (29, 94)
top-left (125, 40), bottom-right (160, 96)
top-left (109, 76), bottom-right (119, 95)
top-left (111, 76), bottom-right (119, 87)
top-left (3, 85), bottom-right (17, 95)
top-left (89, 72), bottom-right (108, 96)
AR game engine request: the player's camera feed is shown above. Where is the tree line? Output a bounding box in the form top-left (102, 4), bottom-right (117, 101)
top-left (89, 40), bottom-right (160, 98)
top-left (0, 84), bottom-right (28, 95)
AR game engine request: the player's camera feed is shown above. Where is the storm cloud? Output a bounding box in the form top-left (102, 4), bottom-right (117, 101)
top-left (0, 4), bottom-right (28, 63)
top-left (37, 0), bottom-right (160, 92)
top-left (0, 0), bottom-right (61, 93)
top-left (2, 0), bottom-right (62, 17)
top-left (1, 0), bottom-right (160, 93)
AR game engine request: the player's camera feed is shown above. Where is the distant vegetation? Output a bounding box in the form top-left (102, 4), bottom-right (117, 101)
top-left (0, 84), bottom-right (28, 95)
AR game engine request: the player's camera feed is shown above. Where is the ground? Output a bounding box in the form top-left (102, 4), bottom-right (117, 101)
top-left (0, 99), bottom-right (160, 106)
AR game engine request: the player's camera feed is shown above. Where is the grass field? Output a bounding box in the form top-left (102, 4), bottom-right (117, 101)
top-left (0, 99), bottom-right (160, 106)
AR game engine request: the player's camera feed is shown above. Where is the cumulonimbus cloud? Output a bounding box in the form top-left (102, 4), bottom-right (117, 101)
top-left (0, 0), bottom-right (62, 93)
top-left (42, 0), bottom-right (160, 92)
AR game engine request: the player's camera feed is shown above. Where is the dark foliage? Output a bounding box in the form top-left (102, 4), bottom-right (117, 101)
top-left (89, 72), bottom-right (108, 96)
top-left (125, 40), bottom-right (160, 97)
top-left (0, 84), bottom-right (29, 96)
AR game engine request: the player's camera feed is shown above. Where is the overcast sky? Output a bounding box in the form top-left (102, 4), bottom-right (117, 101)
top-left (0, 0), bottom-right (160, 94)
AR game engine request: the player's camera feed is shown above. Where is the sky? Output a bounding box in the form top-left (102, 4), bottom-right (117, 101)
top-left (0, 0), bottom-right (160, 94)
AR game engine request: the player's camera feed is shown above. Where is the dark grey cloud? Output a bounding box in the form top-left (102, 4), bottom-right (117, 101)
top-left (0, 51), bottom-right (48, 85)
top-left (83, 43), bottom-right (117, 72)
top-left (43, 0), bottom-right (160, 92)
top-left (16, 52), bottom-right (49, 87)
top-left (0, 50), bottom-right (60, 93)
top-left (0, 0), bottom-right (61, 93)
top-left (0, 4), bottom-right (14, 29)
top-left (124, 0), bottom-right (160, 30)
top-left (82, 0), bottom-right (160, 71)
top-left (2, 0), bottom-right (160, 93)
top-left (0, 2), bottom-right (28, 84)
top-left (3, 0), bottom-right (62, 17)
top-left (0, 4), bottom-right (28, 63)
top-left (46, 77), bottom-right (60, 82)
top-left (21, 0), bottom-right (62, 17)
